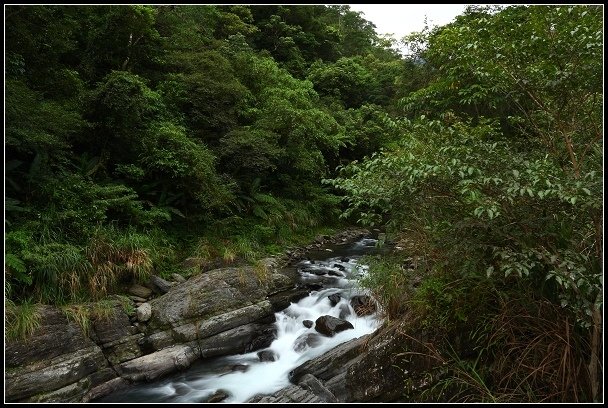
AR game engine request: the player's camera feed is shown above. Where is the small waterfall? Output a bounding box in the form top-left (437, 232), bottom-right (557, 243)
top-left (98, 237), bottom-right (383, 403)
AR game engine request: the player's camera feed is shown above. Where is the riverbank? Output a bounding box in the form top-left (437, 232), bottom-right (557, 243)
top-left (5, 228), bottom-right (377, 403)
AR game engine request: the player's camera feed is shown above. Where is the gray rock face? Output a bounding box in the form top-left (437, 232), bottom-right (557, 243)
top-left (339, 304), bottom-right (352, 319)
top-left (298, 374), bottom-right (338, 402)
top-left (5, 345), bottom-right (108, 401)
top-left (267, 287), bottom-right (310, 311)
top-left (23, 378), bottom-right (91, 403)
top-left (148, 268), bottom-right (285, 328)
top-left (91, 306), bottom-right (132, 345)
top-left (6, 306), bottom-right (97, 368)
top-left (343, 324), bottom-right (439, 402)
top-left (290, 335), bottom-right (370, 383)
top-left (314, 315), bottom-right (354, 337)
top-left (198, 323), bottom-right (270, 358)
top-left (83, 378), bottom-right (129, 403)
top-left (103, 334), bottom-right (144, 365)
top-left (289, 323), bottom-right (441, 403)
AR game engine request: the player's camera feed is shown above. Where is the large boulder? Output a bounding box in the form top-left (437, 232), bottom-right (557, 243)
top-left (290, 322), bottom-right (441, 403)
top-left (148, 267), bottom-right (291, 329)
top-left (342, 324), bottom-right (439, 402)
top-left (314, 315), bottom-right (354, 337)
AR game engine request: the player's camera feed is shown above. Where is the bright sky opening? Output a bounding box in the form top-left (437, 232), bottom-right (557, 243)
top-left (349, 4), bottom-right (468, 41)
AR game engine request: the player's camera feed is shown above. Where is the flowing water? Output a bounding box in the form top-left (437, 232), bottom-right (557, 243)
top-left (97, 236), bottom-right (386, 403)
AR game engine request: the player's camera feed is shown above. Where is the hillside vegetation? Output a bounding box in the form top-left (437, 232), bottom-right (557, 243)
top-left (4, 5), bottom-right (602, 402)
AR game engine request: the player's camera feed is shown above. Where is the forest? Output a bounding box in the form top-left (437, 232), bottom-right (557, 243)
top-left (4, 5), bottom-right (603, 402)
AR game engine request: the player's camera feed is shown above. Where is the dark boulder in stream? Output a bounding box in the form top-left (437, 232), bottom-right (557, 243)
top-left (314, 315), bottom-right (354, 337)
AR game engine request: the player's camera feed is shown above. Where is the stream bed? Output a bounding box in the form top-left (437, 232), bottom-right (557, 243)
top-left (97, 236), bottom-right (386, 403)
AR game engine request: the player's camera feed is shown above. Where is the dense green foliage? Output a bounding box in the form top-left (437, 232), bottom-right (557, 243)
top-left (330, 5), bottom-right (602, 402)
top-left (4, 4), bottom-right (602, 403)
top-left (5, 5), bottom-right (406, 305)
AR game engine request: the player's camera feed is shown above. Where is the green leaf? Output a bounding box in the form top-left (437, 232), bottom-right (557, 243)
top-left (486, 265), bottom-right (494, 277)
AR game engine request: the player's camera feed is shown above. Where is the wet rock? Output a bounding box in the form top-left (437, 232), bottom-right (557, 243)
top-left (293, 333), bottom-right (323, 352)
top-left (302, 320), bottom-right (314, 329)
top-left (314, 315), bottom-right (354, 337)
top-left (231, 364), bottom-right (249, 373)
top-left (202, 389), bottom-right (229, 403)
top-left (328, 293), bottom-right (341, 307)
top-left (245, 324), bottom-right (276, 353)
top-left (304, 283), bottom-right (323, 292)
top-left (172, 382), bottom-right (191, 396)
top-left (350, 295), bottom-right (377, 316)
top-left (333, 263), bottom-right (346, 271)
top-left (300, 267), bottom-right (329, 276)
top-left (268, 287), bottom-right (309, 312)
top-left (257, 350), bottom-right (278, 362)
top-left (327, 270), bottom-right (345, 277)
top-left (338, 304), bottom-right (351, 320)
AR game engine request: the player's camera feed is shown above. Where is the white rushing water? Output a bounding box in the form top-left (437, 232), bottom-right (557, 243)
top-left (98, 237), bottom-right (383, 403)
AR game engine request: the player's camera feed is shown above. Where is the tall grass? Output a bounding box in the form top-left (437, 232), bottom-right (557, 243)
top-left (5, 299), bottom-right (42, 341)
